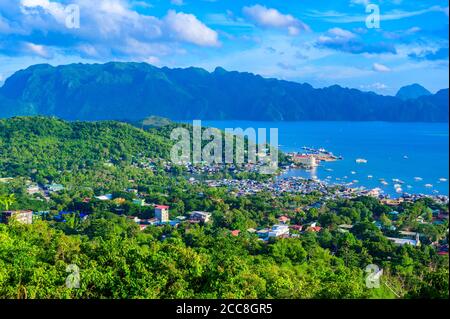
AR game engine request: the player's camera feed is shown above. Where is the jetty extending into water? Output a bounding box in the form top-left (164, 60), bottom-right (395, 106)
top-left (288, 147), bottom-right (342, 168)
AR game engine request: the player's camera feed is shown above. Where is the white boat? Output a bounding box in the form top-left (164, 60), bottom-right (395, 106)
top-left (392, 178), bottom-right (404, 184)
top-left (414, 177), bottom-right (423, 181)
top-left (395, 188), bottom-right (403, 193)
top-left (424, 184), bottom-right (433, 188)
top-left (350, 171), bottom-right (356, 175)
top-left (325, 168), bottom-right (333, 172)
top-left (439, 178), bottom-right (448, 182)
top-left (368, 175), bottom-right (373, 179)
top-left (381, 181), bottom-right (389, 186)
top-left (403, 155), bottom-right (409, 159)
top-left (355, 158), bottom-right (368, 164)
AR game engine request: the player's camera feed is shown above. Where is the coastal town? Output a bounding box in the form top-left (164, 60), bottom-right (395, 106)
top-left (2, 160), bottom-right (448, 256)
top-left (0, 116), bottom-right (448, 299)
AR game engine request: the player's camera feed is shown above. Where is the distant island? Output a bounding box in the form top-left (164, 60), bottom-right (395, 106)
top-left (0, 62), bottom-right (448, 122)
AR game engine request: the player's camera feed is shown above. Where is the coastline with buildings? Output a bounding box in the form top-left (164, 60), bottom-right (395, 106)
top-left (288, 147), bottom-right (342, 168)
top-left (201, 121), bottom-right (449, 198)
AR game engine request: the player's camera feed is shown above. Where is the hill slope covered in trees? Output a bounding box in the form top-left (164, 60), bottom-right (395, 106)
top-left (0, 62), bottom-right (448, 122)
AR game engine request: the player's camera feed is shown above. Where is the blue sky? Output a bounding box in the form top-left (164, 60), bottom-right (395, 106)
top-left (0, 0), bottom-right (448, 95)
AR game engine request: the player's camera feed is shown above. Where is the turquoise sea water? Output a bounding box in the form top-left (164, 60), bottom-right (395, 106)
top-left (200, 121), bottom-right (449, 197)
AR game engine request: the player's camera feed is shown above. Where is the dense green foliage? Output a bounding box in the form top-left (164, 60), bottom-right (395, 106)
top-left (0, 117), bottom-right (448, 299)
top-left (0, 116), bottom-right (172, 182)
top-left (1, 62), bottom-right (448, 122)
top-left (0, 194), bottom-right (447, 299)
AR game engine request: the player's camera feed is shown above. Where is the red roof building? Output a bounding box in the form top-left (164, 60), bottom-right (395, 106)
top-left (307, 226), bottom-right (322, 232)
top-left (277, 215), bottom-right (291, 224)
top-left (230, 230), bottom-right (241, 237)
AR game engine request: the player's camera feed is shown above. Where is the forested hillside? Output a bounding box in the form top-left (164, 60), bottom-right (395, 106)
top-left (0, 117), bottom-right (448, 299)
top-left (0, 63), bottom-right (448, 122)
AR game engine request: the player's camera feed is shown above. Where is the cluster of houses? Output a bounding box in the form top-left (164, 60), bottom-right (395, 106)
top-left (126, 205), bottom-right (213, 231)
top-left (180, 162), bottom-right (267, 176)
top-left (200, 177), bottom-right (361, 199)
top-left (24, 182), bottom-right (66, 202)
top-left (246, 215), bottom-right (323, 242)
top-left (2, 202), bottom-right (448, 255)
top-left (2, 174), bottom-right (447, 254)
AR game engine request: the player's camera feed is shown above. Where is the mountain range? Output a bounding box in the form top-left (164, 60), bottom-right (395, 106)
top-left (396, 83), bottom-right (432, 101)
top-left (0, 62), bottom-right (448, 122)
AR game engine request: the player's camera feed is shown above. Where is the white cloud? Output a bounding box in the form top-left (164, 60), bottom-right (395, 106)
top-left (317, 28), bottom-right (357, 46)
top-left (321, 27), bottom-right (356, 41)
top-left (130, 1), bottom-right (153, 9)
top-left (372, 63), bottom-right (391, 72)
top-left (21, 0), bottom-right (67, 24)
top-left (0, 14), bottom-right (12, 33)
top-left (2, 0), bottom-right (220, 60)
top-left (243, 4), bottom-right (310, 35)
top-left (316, 28), bottom-right (396, 54)
top-left (164, 10), bottom-right (220, 47)
top-left (144, 56), bottom-right (161, 65)
top-left (306, 5), bottom-right (448, 23)
top-left (24, 42), bottom-right (52, 58)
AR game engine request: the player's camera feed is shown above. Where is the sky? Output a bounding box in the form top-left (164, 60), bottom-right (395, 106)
top-left (0, 0), bottom-right (448, 95)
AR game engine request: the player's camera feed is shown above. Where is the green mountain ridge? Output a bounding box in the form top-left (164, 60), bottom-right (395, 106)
top-left (0, 116), bottom-right (172, 181)
top-left (0, 62), bottom-right (448, 122)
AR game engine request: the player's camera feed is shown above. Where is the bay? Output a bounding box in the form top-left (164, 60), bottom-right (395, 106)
top-left (200, 121), bottom-right (449, 197)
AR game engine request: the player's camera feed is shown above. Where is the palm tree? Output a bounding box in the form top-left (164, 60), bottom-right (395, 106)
top-left (0, 194), bottom-right (16, 211)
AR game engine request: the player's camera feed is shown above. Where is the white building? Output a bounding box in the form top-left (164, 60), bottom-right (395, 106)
top-left (1, 210), bottom-right (33, 225)
top-left (95, 194), bottom-right (112, 201)
top-left (268, 224), bottom-right (290, 238)
top-left (387, 233), bottom-right (421, 247)
top-left (293, 155), bottom-right (317, 167)
top-left (155, 205), bottom-right (170, 223)
top-left (26, 185), bottom-right (40, 195)
top-left (189, 211), bottom-right (212, 223)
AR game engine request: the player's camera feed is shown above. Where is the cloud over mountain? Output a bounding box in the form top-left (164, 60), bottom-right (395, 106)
top-left (243, 4), bottom-right (310, 35)
top-left (0, 0), bottom-right (219, 60)
top-left (316, 28), bottom-right (396, 54)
